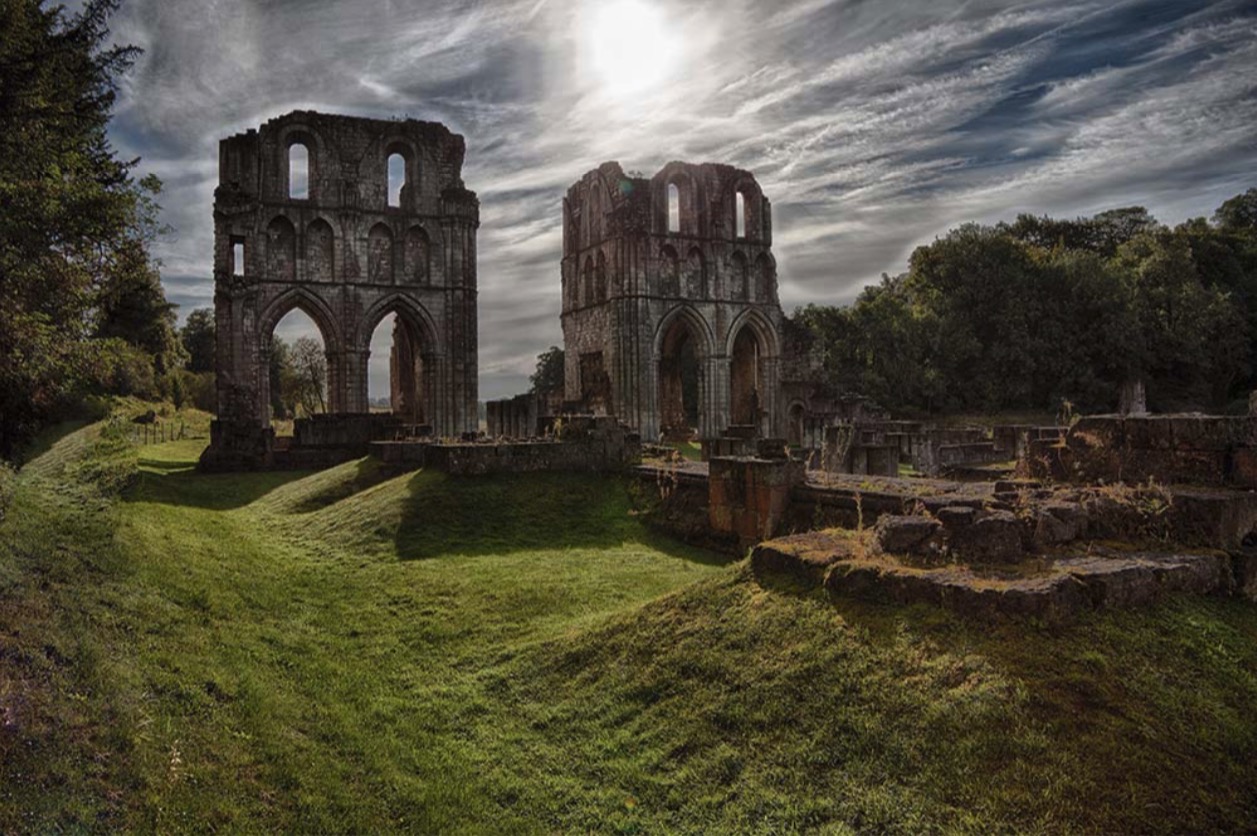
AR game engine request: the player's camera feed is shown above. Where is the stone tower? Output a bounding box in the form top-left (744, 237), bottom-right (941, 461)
top-left (202, 110), bottom-right (479, 470)
top-left (560, 161), bottom-right (784, 441)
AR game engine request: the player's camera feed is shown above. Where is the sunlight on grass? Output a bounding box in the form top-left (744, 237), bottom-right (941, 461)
top-left (2, 418), bottom-right (1256, 832)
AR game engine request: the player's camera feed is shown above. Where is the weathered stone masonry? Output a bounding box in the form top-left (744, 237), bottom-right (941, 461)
top-left (202, 111), bottom-right (478, 470)
top-left (560, 161), bottom-right (786, 442)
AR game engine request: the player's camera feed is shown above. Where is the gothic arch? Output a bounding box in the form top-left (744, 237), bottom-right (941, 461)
top-left (368, 223), bottom-right (396, 283)
top-left (659, 244), bottom-right (680, 297)
top-left (403, 225), bottom-right (431, 285)
top-left (259, 287), bottom-right (344, 353)
top-left (595, 249), bottom-right (608, 303)
top-left (730, 251), bottom-right (750, 301)
top-left (265, 215), bottom-right (296, 281)
top-left (276, 124), bottom-right (330, 201)
top-left (654, 305), bottom-right (716, 441)
top-left (655, 164), bottom-right (704, 236)
top-left (685, 246), bottom-right (706, 299)
top-left (305, 217), bottom-right (336, 282)
top-left (725, 307), bottom-right (781, 358)
top-left (381, 137), bottom-right (419, 210)
top-left (654, 304), bottom-right (717, 361)
top-left (730, 178), bottom-right (762, 241)
top-left (358, 292), bottom-right (441, 354)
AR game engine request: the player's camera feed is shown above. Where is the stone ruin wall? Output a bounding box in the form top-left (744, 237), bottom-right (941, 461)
top-left (203, 111), bottom-right (479, 470)
top-left (559, 161), bottom-right (786, 442)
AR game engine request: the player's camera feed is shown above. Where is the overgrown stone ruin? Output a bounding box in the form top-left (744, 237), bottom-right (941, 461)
top-left (190, 111), bottom-right (1257, 622)
top-left (636, 411), bottom-right (1257, 621)
top-left (200, 111), bottom-right (480, 471)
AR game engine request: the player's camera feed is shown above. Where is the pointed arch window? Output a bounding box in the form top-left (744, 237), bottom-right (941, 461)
top-left (288, 143), bottom-right (309, 200)
top-left (667, 183), bottom-right (680, 233)
top-left (387, 153), bottom-right (405, 208)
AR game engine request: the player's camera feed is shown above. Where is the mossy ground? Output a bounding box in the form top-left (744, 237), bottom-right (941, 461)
top-left (2, 415), bottom-right (1255, 832)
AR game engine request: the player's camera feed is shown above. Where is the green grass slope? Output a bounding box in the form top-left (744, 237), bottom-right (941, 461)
top-left (2, 418), bottom-right (1256, 833)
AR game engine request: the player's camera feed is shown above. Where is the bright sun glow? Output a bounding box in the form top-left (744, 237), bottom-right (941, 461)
top-left (585, 0), bottom-right (681, 98)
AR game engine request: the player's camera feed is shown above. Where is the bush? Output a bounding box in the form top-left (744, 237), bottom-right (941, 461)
top-left (182, 371), bottom-right (217, 413)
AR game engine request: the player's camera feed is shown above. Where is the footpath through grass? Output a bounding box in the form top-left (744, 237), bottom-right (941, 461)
top-left (2, 415), bottom-right (1256, 832)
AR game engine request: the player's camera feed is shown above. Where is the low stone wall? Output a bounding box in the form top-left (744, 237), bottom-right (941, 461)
top-left (200, 413), bottom-right (411, 472)
top-left (372, 415), bottom-right (640, 476)
top-left (751, 530), bottom-right (1253, 623)
top-left (631, 467), bottom-right (739, 554)
top-left (1032, 414), bottom-right (1257, 487)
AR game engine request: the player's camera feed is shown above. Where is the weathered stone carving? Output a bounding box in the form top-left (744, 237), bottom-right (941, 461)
top-left (201, 110), bottom-right (479, 471)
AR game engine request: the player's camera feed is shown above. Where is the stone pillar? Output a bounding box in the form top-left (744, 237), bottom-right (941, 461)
top-left (1119, 379), bottom-right (1147, 416)
top-left (708, 456), bottom-right (804, 546)
top-left (342, 347), bottom-right (370, 414)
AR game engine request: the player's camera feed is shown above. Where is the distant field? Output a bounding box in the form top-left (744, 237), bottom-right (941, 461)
top-left (2, 416), bottom-right (1255, 832)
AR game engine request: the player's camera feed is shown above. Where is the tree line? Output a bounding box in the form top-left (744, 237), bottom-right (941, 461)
top-left (793, 192), bottom-right (1257, 417)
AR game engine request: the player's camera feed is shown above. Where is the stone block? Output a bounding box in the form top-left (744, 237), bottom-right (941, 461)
top-left (936, 506), bottom-right (978, 528)
top-left (1033, 501), bottom-right (1088, 546)
top-left (874, 515), bottom-right (943, 555)
top-left (948, 510), bottom-right (1024, 563)
top-left (1230, 448), bottom-right (1257, 488)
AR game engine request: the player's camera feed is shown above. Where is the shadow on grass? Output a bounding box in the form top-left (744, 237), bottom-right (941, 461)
top-left (285, 457), bottom-right (391, 514)
top-left (393, 469), bottom-right (733, 566)
top-left (126, 466), bottom-right (316, 511)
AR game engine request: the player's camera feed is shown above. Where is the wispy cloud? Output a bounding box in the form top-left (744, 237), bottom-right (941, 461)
top-left (108, 0), bottom-right (1257, 398)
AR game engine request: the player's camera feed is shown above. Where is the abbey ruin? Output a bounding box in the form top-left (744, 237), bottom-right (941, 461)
top-left (560, 161), bottom-right (784, 441)
top-left (201, 111), bottom-right (479, 471)
top-left (191, 110), bottom-right (1257, 621)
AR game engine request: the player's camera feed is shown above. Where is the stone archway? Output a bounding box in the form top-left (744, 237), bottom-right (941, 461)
top-left (730, 325), bottom-right (765, 430)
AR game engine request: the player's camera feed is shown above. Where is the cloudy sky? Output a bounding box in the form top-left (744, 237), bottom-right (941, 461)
top-left (99, 0), bottom-right (1257, 400)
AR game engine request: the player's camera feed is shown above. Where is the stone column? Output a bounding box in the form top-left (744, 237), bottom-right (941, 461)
top-left (1119, 379), bottom-right (1147, 416)
top-left (341, 347), bottom-right (370, 414)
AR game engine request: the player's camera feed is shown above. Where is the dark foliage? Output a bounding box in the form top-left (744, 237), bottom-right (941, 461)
top-left (795, 192), bottom-right (1257, 416)
top-left (0, 0), bottom-right (176, 456)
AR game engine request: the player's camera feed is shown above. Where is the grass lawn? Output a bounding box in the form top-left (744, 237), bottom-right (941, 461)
top-left (2, 416), bottom-right (1256, 832)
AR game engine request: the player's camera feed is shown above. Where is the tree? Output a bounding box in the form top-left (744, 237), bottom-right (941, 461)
top-left (94, 234), bottom-right (183, 377)
top-left (182, 308), bottom-right (216, 373)
top-left (0, 0), bottom-right (157, 456)
top-left (530, 346), bottom-right (565, 395)
top-left (1214, 188), bottom-right (1257, 234)
top-left (289, 337), bottom-right (327, 416)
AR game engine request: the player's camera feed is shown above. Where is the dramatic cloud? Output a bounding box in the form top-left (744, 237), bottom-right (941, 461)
top-left (105, 0), bottom-right (1257, 399)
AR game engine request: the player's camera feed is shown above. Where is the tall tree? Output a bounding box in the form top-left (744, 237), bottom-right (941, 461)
top-left (288, 337), bottom-right (327, 416)
top-left (0, 0), bottom-right (158, 456)
top-left (530, 346), bottom-right (565, 395)
top-left (181, 308), bottom-right (216, 374)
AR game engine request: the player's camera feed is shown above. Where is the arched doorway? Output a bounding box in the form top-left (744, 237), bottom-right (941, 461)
top-left (730, 325), bottom-right (767, 433)
top-left (788, 403), bottom-right (805, 447)
top-left (368, 312), bottom-right (426, 425)
top-left (360, 298), bottom-right (439, 430)
top-left (265, 307), bottom-right (330, 435)
top-left (658, 318), bottom-right (702, 441)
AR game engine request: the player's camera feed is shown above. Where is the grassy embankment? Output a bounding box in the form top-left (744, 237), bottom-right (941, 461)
top-left (1, 410), bottom-right (1256, 832)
